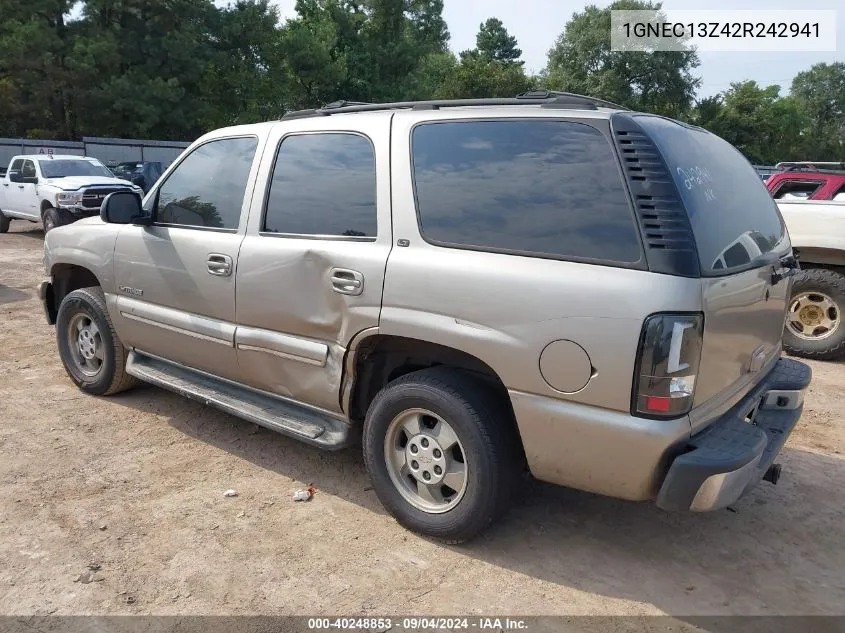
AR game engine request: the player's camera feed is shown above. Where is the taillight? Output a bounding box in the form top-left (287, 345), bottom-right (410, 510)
top-left (632, 313), bottom-right (703, 419)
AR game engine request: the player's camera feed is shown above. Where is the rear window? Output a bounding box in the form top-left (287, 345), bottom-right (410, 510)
top-left (411, 120), bottom-right (642, 264)
top-left (772, 179), bottom-right (823, 200)
top-left (635, 115), bottom-right (786, 275)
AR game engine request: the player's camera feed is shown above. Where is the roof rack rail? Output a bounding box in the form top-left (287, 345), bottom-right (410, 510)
top-left (515, 90), bottom-right (629, 110)
top-left (776, 161), bottom-right (845, 173)
top-left (281, 91), bottom-right (628, 120)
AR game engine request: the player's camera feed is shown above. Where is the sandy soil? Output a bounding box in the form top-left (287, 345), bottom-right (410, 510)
top-left (1, 222), bottom-right (843, 620)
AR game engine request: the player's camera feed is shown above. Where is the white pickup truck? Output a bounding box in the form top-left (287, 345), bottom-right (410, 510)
top-left (0, 154), bottom-right (142, 233)
top-left (778, 199), bottom-right (845, 359)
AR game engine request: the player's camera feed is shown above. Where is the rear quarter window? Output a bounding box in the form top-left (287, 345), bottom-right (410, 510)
top-left (411, 119), bottom-right (642, 264)
top-left (633, 115), bottom-right (786, 275)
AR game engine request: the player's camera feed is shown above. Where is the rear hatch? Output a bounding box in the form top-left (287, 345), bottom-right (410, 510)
top-left (624, 115), bottom-right (792, 410)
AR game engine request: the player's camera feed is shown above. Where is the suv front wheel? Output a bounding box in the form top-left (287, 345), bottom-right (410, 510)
top-left (56, 286), bottom-right (137, 395)
top-left (42, 205), bottom-right (74, 233)
top-left (363, 368), bottom-right (521, 543)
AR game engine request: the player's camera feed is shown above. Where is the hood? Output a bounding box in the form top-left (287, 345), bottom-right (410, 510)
top-left (45, 176), bottom-right (135, 190)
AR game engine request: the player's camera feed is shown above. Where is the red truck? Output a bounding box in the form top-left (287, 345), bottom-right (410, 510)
top-left (767, 162), bottom-right (845, 201)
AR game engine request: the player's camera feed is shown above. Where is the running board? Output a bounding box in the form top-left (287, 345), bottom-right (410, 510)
top-left (125, 351), bottom-right (350, 449)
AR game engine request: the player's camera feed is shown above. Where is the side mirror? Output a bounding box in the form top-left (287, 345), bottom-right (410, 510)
top-left (131, 174), bottom-right (146, 188)
top-left (8, 171), bottom-right (22, 183)
top-left (100, 191), bottom-right (152, 226)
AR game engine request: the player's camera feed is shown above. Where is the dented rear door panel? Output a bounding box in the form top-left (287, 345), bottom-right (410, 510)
top-left (234, 116), bottom-right (393, 414)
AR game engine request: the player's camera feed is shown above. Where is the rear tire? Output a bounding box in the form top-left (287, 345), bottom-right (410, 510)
top-left (363, 367), bottom-right (522, 543)
top-left (0, 211), bottom-right (9, 233)
top-left (56, 286), bottom-right (137, 395)
top-left (783, 267), bottom-right (845, 360)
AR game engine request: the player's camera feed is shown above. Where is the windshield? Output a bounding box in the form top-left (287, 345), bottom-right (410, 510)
top-left (634, 115), bottom-right (787, 276)
top-left (40, 159), bottom-right (114, 179)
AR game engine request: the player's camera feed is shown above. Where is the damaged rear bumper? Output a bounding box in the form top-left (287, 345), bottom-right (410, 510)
top-left (657, 358), bottom-right (812, 512)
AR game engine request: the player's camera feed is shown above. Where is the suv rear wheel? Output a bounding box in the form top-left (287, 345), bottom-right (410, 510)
top-left (784, 267), bottom-right (845, 360)
top-left (363, 367), bottom-right (521, 543)
top-left (0, 211), bottom-right (9, 233)
top-left (56, 286), bottom-right (136, 395)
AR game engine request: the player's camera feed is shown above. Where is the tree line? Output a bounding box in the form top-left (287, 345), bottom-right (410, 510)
top-left (1, 0), bottom-right (842, 164)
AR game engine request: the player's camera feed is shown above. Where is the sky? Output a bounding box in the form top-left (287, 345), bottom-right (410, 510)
top-left (269, 0), bottom-right (844, 98)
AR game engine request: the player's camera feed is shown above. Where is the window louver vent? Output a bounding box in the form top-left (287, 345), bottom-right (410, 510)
top-left (612, 116), bottom-right (700, 277)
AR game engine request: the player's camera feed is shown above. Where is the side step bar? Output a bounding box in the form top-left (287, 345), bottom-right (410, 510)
top-left (126, 351), bottom-right (350, 450)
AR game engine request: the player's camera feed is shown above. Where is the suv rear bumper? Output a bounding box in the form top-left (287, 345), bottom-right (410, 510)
top-left (656, 358), bottom-right (811, 512)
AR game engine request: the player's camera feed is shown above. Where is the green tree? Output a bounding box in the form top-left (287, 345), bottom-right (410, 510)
top-left (545, 0), bottom-right (700, 117)
top-left (404, 51), bottom-right (458, 100)
top-left (200, 0), bottom-right (288, 129)
top-left (70, 0), bottom-right (219, 139)
top-left (791, 62), bottom-right (845, 160)
top-left (475, 18), bottom-right (522, 64)
top-left (433, 18), bottom-right (530, 99)
top-left (437, 52), bottom-right (530, 99)
top-left (0, 0), bottom-right (77, 138)
top-left (690, 95), bottom-right (724, 130)
top-left (693, 81), bottom-right (806, 164)
top-left (281, 0), bottom-right (449, 106)
top-left (279, 2), bottom-right (350, 109)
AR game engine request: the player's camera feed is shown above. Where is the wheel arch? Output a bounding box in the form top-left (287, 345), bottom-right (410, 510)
top-left (41, 198), bottom-right (54, 214)
top-left (344, 332), bottom-right (524, 452)
top-left (794, 246), bottom-right (845, 272)
top-left (45, 264), bottom-right (103, 323)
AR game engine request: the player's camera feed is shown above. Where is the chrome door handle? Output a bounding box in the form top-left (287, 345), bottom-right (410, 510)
top-left (329, 268), bottom-right (364, 296)
top-left (207, 253), bottom-right (233, 276)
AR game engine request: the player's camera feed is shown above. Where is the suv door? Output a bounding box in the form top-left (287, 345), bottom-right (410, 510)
top-left (110, 135), bottom-right (263, 382)
top-left (235, 117), bottom-right (392, 414)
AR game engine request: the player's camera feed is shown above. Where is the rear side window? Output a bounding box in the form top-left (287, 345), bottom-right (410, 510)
top-left (157, 136), bottom-right (257, 230)
top-left (9, 159), bottom-right (23, 172)
top-left (772, 179), bottom-right (822, 200)
top-left (263, 133), bottom-right (377, 238)
top-left (411, 120), bottom-right (642, 263)
top-left (634, 115), bottom-right (786, 275)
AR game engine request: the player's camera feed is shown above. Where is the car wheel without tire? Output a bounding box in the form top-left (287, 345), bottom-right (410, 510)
top-left (56, 286), bottom-right (136, 395)
top-left (783, 267), bottom-right (845, 360)
top-left (363, 367), bottom-right (522, 543)
top-left (0, 211), bottom-right (9, 233)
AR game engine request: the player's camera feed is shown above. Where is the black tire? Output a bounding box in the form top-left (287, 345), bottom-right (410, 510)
top-left (0, 211), bottom-right (9, 233)
top-left (56, 286), bottom-right (137, 395)
top-left (363, 367), bottom-right (522, 543)
top-left (42, 205), bottom-right (75, 233)
top-left (783, 267), bottom-right (845, 360)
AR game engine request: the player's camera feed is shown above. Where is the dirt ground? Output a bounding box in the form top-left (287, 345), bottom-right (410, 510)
top-left (1, 222), bottom-right (844, 620)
